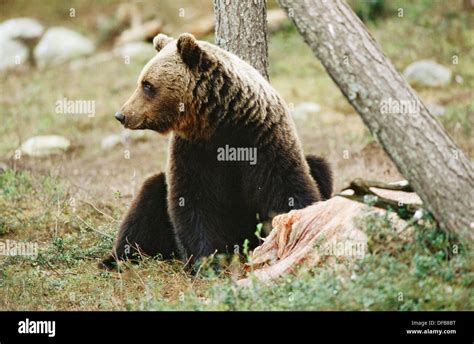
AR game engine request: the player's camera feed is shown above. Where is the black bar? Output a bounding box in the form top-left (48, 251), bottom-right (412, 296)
top-left (0, 311), bottom-right (472, 343)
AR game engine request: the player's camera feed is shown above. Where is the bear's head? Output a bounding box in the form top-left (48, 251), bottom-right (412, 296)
top-left (114, 33), bottom-right (219, 138)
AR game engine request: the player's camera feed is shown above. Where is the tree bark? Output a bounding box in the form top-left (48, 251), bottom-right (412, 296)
top-left (213, 0), bottom-right (269, 80)
top-left (278, 0), bottom-right (474, 242)
top-left (238, 185), bottom-right (422, 285)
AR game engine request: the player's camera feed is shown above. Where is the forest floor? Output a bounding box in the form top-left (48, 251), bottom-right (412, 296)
top-left (0, 0), bottom-right (473, 310)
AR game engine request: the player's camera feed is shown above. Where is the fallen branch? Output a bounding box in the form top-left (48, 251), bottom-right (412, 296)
top-left (338, 178), bottom-right (421, 219)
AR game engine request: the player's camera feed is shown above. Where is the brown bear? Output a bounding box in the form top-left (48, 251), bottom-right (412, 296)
top-left (100, 33), bottom-right (332, 269)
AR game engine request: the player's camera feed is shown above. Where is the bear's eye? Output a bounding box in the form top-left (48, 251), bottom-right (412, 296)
top-left (142, 81), bottom-right (155, 97)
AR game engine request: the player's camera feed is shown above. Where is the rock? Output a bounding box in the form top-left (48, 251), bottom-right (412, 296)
top-left (0, 161), bottom-right (9, 173)
top-left (20, 135), bottom-right (71, 157)
top-left (0, 18), bottom-right (44, 71)
top-left (0, 37), bottom-right (28, 70)
top-left (114, 42), bottom-right (155, 60)
top-left (101, 134), bottom-right (123, 150)
top-left (267, 9), bottom-right (289, 33)
top-left (403, 60), bottom-right (452, 88)
top-left (123, 128), bottom-right (149, 142)
top-left (292, 102), bottom-right (321, 121)
top-left (101, 129), bottom-right (149, 150)
top-left (426, 102), bottom-right (446, 117)
top-left (454, 74), bottom-right (464, 84)
top-left (34, 27), bottom-right (95, 68)
top-left (0, 17), bottom-right (44, 40)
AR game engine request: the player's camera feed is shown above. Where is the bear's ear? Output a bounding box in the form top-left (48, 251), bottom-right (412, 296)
top-left (177, 33), bottom-right (214, 70)
top-left (153, 33), bottom-right (173, 53)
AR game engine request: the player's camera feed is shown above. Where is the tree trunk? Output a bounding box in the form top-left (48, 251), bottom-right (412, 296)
top-left (213, 0), bottom-right (269, 80)
top-left (463, 0), bottom-right (474, 11)
top-left (278, 0), bottom-right (474, 242)
top-left (239, 185), bottom-right (422, 285)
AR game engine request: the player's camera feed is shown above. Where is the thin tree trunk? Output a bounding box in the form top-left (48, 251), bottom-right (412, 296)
top-left (278, 0), bottom-right (474, 241)
top-left (213, 0), bottom-right (269, 80)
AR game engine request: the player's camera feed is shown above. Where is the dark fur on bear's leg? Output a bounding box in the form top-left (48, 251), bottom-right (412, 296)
top-left (99, 173), bottom-right (179, 270)
top-left (305, 155), bottom-right (333, 200)
top-left (167, 135), bottom-right (260, 265)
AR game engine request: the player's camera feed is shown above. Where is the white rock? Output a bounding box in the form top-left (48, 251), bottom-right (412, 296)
top-left (21, 135), bottom-right (70, 157)
top-left (101, 134), bottom-right (123, 150)
top-left (413, 208), bottom-right (424, 221)
top-left (0, 161), bottom-right (9, 173)
top-left (121, 128), bottom-right (148, 142)
top-left (34, 27), bottom-right (95, 68)
top-left (403, 60), bottom-right (452, 88)
top-left (267, 9), bottom-right (289, 33)
top-left (0, 37), bottom-right (28, 70)
top-left (101, 129), bottom-right (149, 150)
top-left (292, 102), bottom-right (321, 121)
top-left (426, 103), bottom-right (446, 117)
top-left (114, 42), bottom-right (155, 60)
top-left (0, 17), bottom-right (44, 40)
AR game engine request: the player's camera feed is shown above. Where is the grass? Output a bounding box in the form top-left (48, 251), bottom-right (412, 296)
top-left (0, 169), bottom-right (68, 237)
top-left (1, 170), bottom-right (472, 310)
top-left (0, 0), bottom-right (473, 310)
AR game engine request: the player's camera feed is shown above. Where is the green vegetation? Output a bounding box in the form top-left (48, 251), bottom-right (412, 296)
top-left (1, 170), bottom-right (472, 310)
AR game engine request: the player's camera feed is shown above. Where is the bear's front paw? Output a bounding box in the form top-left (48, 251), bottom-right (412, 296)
top-left (98, 254), bottom-right (120, 271)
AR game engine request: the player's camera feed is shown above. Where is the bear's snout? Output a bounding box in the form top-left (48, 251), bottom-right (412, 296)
top-left (114, 111), bottom-right (125, 124)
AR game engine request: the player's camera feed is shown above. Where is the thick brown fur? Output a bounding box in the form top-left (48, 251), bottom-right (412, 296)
top-left (101, 33), bottom-right (333, 268)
